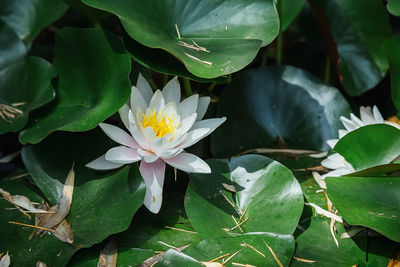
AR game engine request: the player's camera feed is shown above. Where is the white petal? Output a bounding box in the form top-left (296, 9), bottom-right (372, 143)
top-left (196, 97), bottom-right (210, 121)
top-left (130, 86), bottom-right (147, 115)
top-left (385, 121), bottom-right (400, 130)
top-left (139, 159), bottom-right (166, 214)
top-left (158, 148), bottom-right (183, 159)
top-left (326, 139), bottom-right (338, 149)
top-left (372, 105), bottom-right (384, 123)
top-left (99, 123), bottom-right (138, 148)
top-left (164, 152), bottom-right (211, 173)
top-left (149, 90), bottom-right (165, 112)
top-left (359, 106), bottom-right (375, 124)
top-left (86, 154), bottom-right (124, 170)
top-left (162, 76), bottom-right (181, 104)
top-left (178, 128), bottom-right (210, 149)
top-left (321, 153), bottom-right (346, 169)
top-left (177, 94), bottom-right (199, 119)
top-left (137, 73), bottom-right (154, 105)
top-left (137, 148), bottom-right (159, 163)
top-left (340, 116), bottom-right (358, 132)
top-left (350, 114), bottom-right (363, 127)
top-left (175, 113), bottom-right (197, 136)
top-left (338, 129), bottom-right (348, 138)
top-left (105, 146), bottom-right (140, 164)
top-left (190, 117), bottom-right (227, 132)
top-left (142, 126), bottom-right (157, 143)
top-left (119, 104), bottom-right (130, 130)
top-left (129, 123), bottom-right (149, 150)
top-left (321, 168), bottom-right (353, 179)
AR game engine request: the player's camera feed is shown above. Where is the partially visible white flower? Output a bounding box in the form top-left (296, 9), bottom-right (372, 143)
top-left (321, 105), bottom-right (400, 179)
top-left (86, 74), bottom-right (226, 213)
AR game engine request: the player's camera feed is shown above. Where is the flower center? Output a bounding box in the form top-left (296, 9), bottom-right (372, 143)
top-left (140, 109), bottom-right (179, 138)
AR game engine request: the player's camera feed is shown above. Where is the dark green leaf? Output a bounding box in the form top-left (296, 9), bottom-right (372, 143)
top-left (333, 124), bottom-right (400, 171)
top-left (281, 0), bottom-right (306, 31)
top-left (292, 217), bottom-right (393, 267)
top-left (0, 180), bottom-right (79, 266)
top-left (0, 21), bottom-right (26, 70)
top-left (156, 249), bottom-right (203, 267)
top-left (123, 32), bottom-right (228, 84)
top-left (185, 233), bottom-right (295, 267)
top-left (19, 28), bottom-right (131, 144)
top-left (83, 0), bottom-right (278, 78)
top-left (185, 155), bottom-right (303, 239)
top-left (21, 129), bottom-right (145, 249)
top-left (387, 0), bottom-right (400, 16)
top-left (344, 163), bottom-right (400, 177)
top-left (211, 65), bottom-right (351, 157)
top-left (386, 34), bottom-right (400, 112)
top-left (326, 176), bottom-right (400, 242)
top-left (0, 0), bottom-right (67, 46)
top-left (312, 0), bottom-right (391, 95)
top-left (0, 56), bottom-right (56, 134)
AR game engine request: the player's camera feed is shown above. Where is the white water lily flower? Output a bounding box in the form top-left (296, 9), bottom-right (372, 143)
top-left (321, 106), bottom-right (400, 179)
top-left (86, 74), bottom-right (226, 213)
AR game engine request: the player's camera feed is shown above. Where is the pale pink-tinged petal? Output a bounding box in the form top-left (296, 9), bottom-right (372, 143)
top-left (137, 73), bottom-right (154, 105)
top-left (372, 105), bottom-right (384, 123)
top-left (86, 154), bottom-right (124, 170)
top-left (137, 148), bottom-right (159, 163)
top-left (196, 96), bottom-right (210, 121)
top-left (99, 123), bottom-right (138, 148)
top-left (162, 76), bottom-right (180, 104)
top-left (139, 159), bottom-right (166, 214)
top-left (164, 152), bottom-right (211, 173)
top-left (119, 104), bottom-right (130, 130)
top-left (148, 90), bottom-right (165, 112)
top-left (105, 146), bottom-right (140, 164)
top-left (130, 86), bottom-right (147, 115)
top-left (177, 94), bottom-right (199, 119)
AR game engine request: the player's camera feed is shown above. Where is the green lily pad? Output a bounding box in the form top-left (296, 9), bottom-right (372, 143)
top-left (211, 65), bottom-right (351, 157)
top-left (326, 176), bottom-right (400, 242)
top-left (281, 0), bottom-right (306, 31)
top-left (386, 34), bottom-right (400, 112)
top-left (123, 32), bottom-right (228, 84)
top-left (116, 192), bottom-right (202, 251)
top-left (344, 164), bottom-right (400, 177)
top-left (18, 129), bottom-right (145, 265)
top-left (292, 217), bottom-right (394, 267)
top-left (82, 0), bottom-right (278, 79)
top-left (312, 0), bottom-right (391, 96)
top-left (185, 232), bottom-right (295, 267)
top-left (333, 124), bottom-right (400, 171)
top-left (0, 0), bottom-right (67, 46)
top-left (156, 249), bottom-right (203, 267)
top-left (185, 155), bottom-right (303, 239)
top-left (0, 20), bottom-right (26, 70)
top-left (387, 0), bottom-right (400, 16)
top-left (0, 180), bottom-right (80, 266)
top-left (19, 28), bottom-right (131, 144)
top-left (0, 56), bottom-right (56, 134)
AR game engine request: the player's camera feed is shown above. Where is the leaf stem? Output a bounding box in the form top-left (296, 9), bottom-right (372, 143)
top-left (324, 56), bottom-right (331, 83)
top-left (276, 0), bottom-right (282, 65)
top-left (182, 78), bottom-right (192, 96)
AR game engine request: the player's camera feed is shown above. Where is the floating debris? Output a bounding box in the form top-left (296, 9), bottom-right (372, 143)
top-left (0, 103), bottom-right (25, 122)
top-left (184, 52), bottom-right (213, 66)
top-left (97, 239), bottom-right (118, 267)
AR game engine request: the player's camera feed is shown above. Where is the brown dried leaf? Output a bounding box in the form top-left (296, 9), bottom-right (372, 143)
top-left (37, 165), bottom-right (75, 232)
top-left (0, 188), bottom-right (49, 216)
top-left (97, 239), bottom-right (118, 267)
top-left (0, 252), bottom-right (10, 267)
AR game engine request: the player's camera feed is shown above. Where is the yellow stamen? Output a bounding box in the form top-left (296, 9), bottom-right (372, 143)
top-left (140, 109), bottom-right (179, 138)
